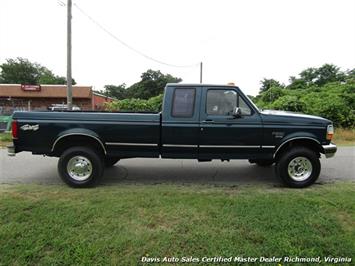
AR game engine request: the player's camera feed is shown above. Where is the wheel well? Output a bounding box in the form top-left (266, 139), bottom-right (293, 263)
top-left (52, 135), bottom-right (106, 157)
top-left (274, 139), bottom-right (322, 160)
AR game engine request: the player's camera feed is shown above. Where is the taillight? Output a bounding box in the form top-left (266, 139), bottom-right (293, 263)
top-left (326, 124), bottom-right (334, 141)
top-left (12, 120), bottom-right (18, 139)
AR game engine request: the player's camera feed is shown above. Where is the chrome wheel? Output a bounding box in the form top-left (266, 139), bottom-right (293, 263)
top-left (66, 156), bottom-right (92, 181)
top-left (287, 156), bottom-right (313, 181)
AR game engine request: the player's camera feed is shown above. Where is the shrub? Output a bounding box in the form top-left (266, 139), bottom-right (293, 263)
top-left (105, 94), bottom-right (163, 112)
top-left (254, 81), bottom-right (355, 128)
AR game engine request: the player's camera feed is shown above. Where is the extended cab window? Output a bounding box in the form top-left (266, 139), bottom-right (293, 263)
top-left (207, 89), bottom-right (237, 115)
top-left (172, 88), bottom-right (196, 117)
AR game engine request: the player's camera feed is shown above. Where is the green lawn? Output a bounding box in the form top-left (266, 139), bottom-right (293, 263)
top-left (0, 132), bottom-right (11, 146)
top-left (0, 182), bottom-right (354, 265)
top-left (333, 128), bottom-right (355, 146)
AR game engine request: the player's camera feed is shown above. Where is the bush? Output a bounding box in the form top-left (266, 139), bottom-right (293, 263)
top-left (254, 81), bottom-right (355, 128)
top-left (105, 94), bottom-right (163, 112)
top-left (272, 95), bottom-right (306, 112)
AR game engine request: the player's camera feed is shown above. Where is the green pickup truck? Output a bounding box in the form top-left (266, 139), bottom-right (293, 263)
top-left (0, 114), bottom-right (12, 132)
top-left (8, 83), bottom-right (337, 188)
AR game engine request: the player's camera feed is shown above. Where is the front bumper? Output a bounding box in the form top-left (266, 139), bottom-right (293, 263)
top-left (322, 143), bottom-right (337, 158)
top-left (7, 145), bottom-right (15, 156)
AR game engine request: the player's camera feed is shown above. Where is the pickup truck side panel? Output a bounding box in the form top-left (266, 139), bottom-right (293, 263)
top-left (13, 112), bottom-right (161, 158)
top-left (12, 86), bottom-right (331, 161)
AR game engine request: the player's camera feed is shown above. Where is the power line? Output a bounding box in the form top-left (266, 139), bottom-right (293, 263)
top-left (72, 3), bottom-right (200, 68)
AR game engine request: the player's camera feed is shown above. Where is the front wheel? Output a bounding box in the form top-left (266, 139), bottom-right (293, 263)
top-left (275, 147), bottom-right (320, 188)
top-left (58, 146), bottom-right (104, 188)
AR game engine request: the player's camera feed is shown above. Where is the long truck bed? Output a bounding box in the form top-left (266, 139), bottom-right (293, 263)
top-left (12, 111), bottom-right (161, 157)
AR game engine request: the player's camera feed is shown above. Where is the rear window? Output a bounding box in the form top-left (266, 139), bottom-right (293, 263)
top-left (172, 88), bottom-right (196, 117)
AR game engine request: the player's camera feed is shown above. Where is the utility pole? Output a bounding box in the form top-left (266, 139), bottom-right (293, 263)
top-left (199, 62), bottom-right (203, 83)
top-left (66, 0), bottom-right (73, 110)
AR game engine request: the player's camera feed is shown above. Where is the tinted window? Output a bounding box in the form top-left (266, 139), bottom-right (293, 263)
top-left (207, 89), bottom-right (237, 115)
top-left (172, 88), bottom-right (195, 117)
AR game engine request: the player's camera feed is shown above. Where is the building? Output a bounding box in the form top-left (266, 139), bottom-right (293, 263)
top-left (0, 84), bottom-right (114, 113)
top-left (92, 92), bottom-right (115, 110)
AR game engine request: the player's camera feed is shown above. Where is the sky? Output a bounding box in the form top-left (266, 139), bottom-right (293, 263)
top-left (1, 0), bottom-right (354, 96)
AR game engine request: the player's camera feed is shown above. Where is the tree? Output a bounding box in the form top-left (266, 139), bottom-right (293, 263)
top-left (299, 67), bottom-right (318, 86)
top-left (345, 68), bottom-right (355, 83)
top-left (0, 57), bottom-right (75, 85)
top-left (260, 86), bottom-right (285, 103)
top-left (259, 78), bottom-right (283, 93)
top-left (314, 64), bottom-right (345, 86)
top-left (286, 76), bottom-right (307, 90)
top-left (126, 69), bottom-right (182, 99)
top-left (287, 64), bottom-right (346, 89)
top-left (97, 84), bottom-right (127, 99)
top-left (0, 58), bottom-right (39, 84)
top-left (38, 66), bottom-right (72, 84)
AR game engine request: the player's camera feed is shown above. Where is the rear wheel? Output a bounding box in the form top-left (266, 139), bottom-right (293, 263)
top-left (58, 146), bottom-right (104, 188)
top-left (104, 157), bottom-right (120, 167)
top-left (275, 147), bottom-right (320, 188)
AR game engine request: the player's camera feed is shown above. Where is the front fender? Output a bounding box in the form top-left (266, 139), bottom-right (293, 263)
top-left (273, 132), bottom-right (322, 158)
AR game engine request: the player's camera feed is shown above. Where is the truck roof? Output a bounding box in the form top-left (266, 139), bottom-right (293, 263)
top-left (167, 83), bottom-right (239, 88)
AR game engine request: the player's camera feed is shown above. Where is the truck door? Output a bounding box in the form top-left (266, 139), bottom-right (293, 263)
top-left (161, 86), bottom-right (201, 159)
top-left (198, 87), bottom-right (262, 159)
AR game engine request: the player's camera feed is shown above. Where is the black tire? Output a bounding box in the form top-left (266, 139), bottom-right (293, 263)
top-left (104, 157), bottom-right (120, 167)
top-left (58, 146), bottom-right (104, 188)
top-left (250, 159), bottom-right (274, 167)
top-left (275, 147), bottom-right (320, 188)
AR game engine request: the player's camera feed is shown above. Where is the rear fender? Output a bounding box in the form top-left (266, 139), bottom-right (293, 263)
top-left (51, 128), bottom-right (107, 154)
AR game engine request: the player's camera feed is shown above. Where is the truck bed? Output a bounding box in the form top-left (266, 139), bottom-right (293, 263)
top-left (12, 111), bottom-right (161, 156)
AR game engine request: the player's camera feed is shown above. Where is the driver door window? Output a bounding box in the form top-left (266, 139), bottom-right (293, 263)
top-left (206, 89), bottom-right (237, 116)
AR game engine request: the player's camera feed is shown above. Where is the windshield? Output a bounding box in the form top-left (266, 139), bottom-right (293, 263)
top-left (245, 95), bottom-right (261, 112)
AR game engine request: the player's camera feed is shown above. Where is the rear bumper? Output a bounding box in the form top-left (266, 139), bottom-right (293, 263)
top-left (7, 145), bottom-right (15, 156)
top-left (322, 143), bottom-right (337, 158)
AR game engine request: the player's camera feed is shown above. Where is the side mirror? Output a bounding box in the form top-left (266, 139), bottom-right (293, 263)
top-left (232, 107), bottom-right (242, 118)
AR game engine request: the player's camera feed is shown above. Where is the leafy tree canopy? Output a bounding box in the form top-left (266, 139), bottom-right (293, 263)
top-left (287, 64), bottom-right (347, 89)
top-left (95, 84), bottom-right (127, 100)
top-left (259, 78), bottom-right (284, 93)
top-left (126, 69), bottom-right (182, 99)
top-left (254, 64), bottom-right (355, 128)
top-left (0, 57), bottom-right (75, 85)
top-left (100, 70), bottom-right (181, 100)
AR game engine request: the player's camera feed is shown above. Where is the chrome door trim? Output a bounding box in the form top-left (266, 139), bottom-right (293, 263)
top-left (105, 142), bottom-right (158, 147)
top-left (199, 145), bottom-right (260, 148)
top-left (163, 144), bottom-right (198, 148)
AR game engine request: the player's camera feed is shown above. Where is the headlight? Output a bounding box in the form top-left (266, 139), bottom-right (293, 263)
top-left (326, 124), bottom-right (334, 141)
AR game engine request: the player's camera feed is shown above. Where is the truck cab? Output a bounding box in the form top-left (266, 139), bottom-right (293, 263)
top-left (161, 84), bottom-right (263, 160)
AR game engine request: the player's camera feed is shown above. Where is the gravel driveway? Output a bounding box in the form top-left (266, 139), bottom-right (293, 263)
top-left (0, 146), bottom-right (354, 186)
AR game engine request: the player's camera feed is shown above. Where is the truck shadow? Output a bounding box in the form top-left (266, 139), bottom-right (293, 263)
top-left (102, 159), bottom-right (280, 186)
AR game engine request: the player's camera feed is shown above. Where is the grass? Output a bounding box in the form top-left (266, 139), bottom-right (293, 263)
top-left (334, 128), bottom-right (355, 145)
top-left (0, 182), bottom-right (354, 265)
top-left (0, 132), bottom-right (12, 146)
